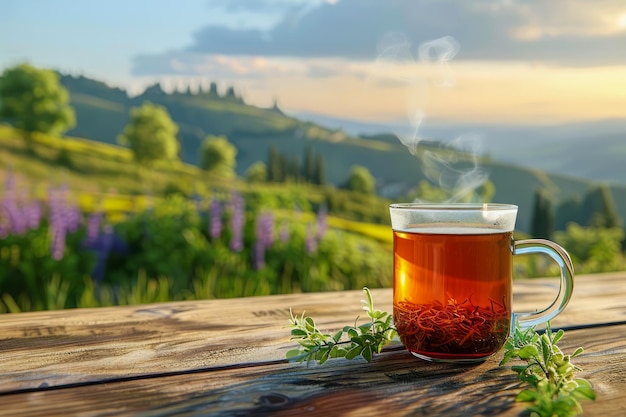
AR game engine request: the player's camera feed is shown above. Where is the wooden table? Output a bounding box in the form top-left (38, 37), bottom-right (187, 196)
top-left (1, 272), bottom-right (625, 416)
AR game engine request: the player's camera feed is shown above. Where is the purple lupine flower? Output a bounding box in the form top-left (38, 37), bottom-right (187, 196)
top-left (91, 224), bottom-right (114, 282)
top-left (279, 220), bottom-right (289, 243)
top-left (47, 183), bottom-right (85, 260)
top-left (25, 200), bottom-right (42, 230)
top-left (209, 197), bottom-right (222, 240)
top-left (252, 240), bottom-right (265, 270)
top-left (83, 219), bottom-right (127, 283)
top-left (252, 211), bottom-right (274, 270)
top-left (316, 204), bottom-right (328, 241)
top-left (0, 199), bottom-right (26, 236)
top-left (229, 192), bottom-right (245, 252)
top-left (85, 211), bottom-right (104, 246)
top-left (48, 186), bottom-right (68, 260)
top-left (64, 205), bottom-right (83, 233)
top-left (258, 211), bottom-right (274, 247)
top-left (17, 184), bottom-right (30, 222)
top-left (50, 225), bottom-right (66, 260)
top-left (305, 223), bottom-right (317, 254)
top-left (0, 173), bottom-right (27, 236)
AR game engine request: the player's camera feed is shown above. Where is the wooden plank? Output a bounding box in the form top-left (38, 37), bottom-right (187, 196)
top-left (1, 324), bottom-right (624, 417)
top-left (0, 272), bottom-right (624, 394)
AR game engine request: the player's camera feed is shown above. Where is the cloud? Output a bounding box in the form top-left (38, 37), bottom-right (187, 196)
top-left (132, 52), bottom-right (353, 80)
top-left (132, 0), bottom-right (626, 77)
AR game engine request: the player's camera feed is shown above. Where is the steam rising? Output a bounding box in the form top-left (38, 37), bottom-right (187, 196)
top-left (370, 34), bottom-right (487, 203)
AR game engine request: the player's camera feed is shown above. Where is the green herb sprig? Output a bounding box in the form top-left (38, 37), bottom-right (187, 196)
top-left (286, 287), bottom-right (397, 364)
top-left (500, 322), bottom-right (596, 417)
top-left (287, 287), bottom-right (596, 417)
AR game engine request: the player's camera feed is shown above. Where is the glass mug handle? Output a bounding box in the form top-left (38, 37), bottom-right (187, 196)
top-left (513, 239), bottom-right (575, 329)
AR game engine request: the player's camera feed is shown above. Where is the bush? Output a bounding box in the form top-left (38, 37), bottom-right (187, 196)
top-left (0, 177), bottom-right (392, 312)
top-left (554, 223), bottom-right (625, 274)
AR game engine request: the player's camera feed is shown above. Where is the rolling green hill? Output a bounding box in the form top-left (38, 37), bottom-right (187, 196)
top-left (3, 73), bottom-right (625, 234)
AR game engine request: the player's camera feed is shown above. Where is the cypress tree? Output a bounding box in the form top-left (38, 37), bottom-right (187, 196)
top-left (531, 189), bottom-right (554, 239)
top-left (267, 146), bottom-right (282, 182)
top-left (289, 155), bottom-right (301, 182)
top-left (303, 146), bottom-right (316, 183)
top-left (280, 154), bottom-right (289, 183)
top-left (314, 153), bottom-right (326, 186)
top-left (555, 197), bottom-right (582, 231)
top-left (583, 185), bottom-right (622, 228)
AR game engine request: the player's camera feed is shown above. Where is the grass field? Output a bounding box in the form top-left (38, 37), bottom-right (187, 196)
top-left (0, 124), bottom-right (393, 240)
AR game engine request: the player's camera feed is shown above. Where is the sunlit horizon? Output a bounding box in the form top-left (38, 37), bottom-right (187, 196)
top-left (2, 0), bottom-right (626, 127)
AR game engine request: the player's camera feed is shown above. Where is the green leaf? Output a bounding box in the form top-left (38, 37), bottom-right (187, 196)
top-left (297, 339), bottom-right (317, 348)
top-left (510, 365), bottom-right (528, 374)
top-left (346, 328), bottom-right (359, 338)
top-left (571, 383), bottom-right (596, 401)
top-left (517, 345), bottom-right (540, 360)
top-left (291, 329), bottom-right (308, 337)
top-left (500, 349), bottom-right (516, 366)
top-left (563, 380), bottom-right (579, 392)
top-left (359, 323), bottom-right (373, 334)
top-left (362, 287), bottom-right (374, 311)
top-left (335, 348), bottom-right (348, 358)
top-left (318, 349), bottom-right (330, 365)
top-left (350, 335), bottom-right (364, 345)
top-left (362, 346), bottom-right (373, 362)
top-left (553, 328), bottom-right (565, 345)
top-left (304, 317), bottom-right (316, 331)
top-left (345, 345), bottom-right (363, 360)
top-left (516, 389), bottom-right (539, 403)
top-left (540, 335), bottom-right (551, 365)
top-left (286, 349), bottom-right (303, 358)
top-left (333, 330), bottom-right (344, 342)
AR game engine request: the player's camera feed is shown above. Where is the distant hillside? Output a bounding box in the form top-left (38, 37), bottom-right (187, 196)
top-left (294, 111), bottom-right (626, 185)
top-left (62, 74), bottom-right (332, 167)
top-left (494, 132), bottom-right (626, 183)
top-left (46, 74), bottom-right (625, 232)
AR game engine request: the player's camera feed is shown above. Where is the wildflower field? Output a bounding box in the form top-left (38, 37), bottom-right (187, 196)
top-left (0, 172), bottom-right (393, 313)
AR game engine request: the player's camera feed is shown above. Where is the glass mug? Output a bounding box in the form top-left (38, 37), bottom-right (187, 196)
top-left (389, 203), bottom-right (574, 363)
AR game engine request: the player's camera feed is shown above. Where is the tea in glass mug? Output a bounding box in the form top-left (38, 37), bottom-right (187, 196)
top-left (389, 203), bottom-right (574, 363)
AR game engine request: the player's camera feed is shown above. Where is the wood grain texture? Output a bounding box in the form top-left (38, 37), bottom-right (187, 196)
top-left (1, 325), bottom-right (624, 417)
top-left (0, 272), bottom-right (624, 416)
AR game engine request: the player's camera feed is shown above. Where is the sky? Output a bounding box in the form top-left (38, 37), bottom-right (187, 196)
top-left (1, 0), bottom-right (626, 127)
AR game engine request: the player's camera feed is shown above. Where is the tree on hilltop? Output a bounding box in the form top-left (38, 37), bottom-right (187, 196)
top-left (246, 162), bottom-right (267, 183)
top-left (200, 135), bottom-right (237, 178)
top-left (0, 63), bottom-right (75, 148)
top-left (117, 102), bottom-right (180, 166)
top-left (209, 82), bottom-right (219, 96)
top-left (225, 86), bottom-right (244, 103)
top-left (347, 165), bottom-right (375, 194)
